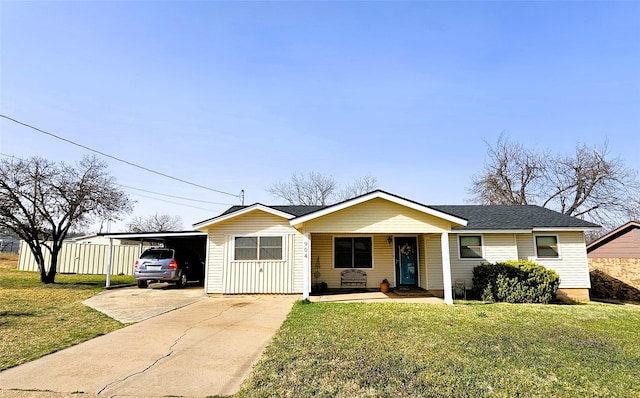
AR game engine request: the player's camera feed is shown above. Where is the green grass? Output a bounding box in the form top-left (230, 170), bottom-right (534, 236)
top-left (238, 301), bottom-right (640, 397)
top-left (0, 261), bottom-right (134, 370)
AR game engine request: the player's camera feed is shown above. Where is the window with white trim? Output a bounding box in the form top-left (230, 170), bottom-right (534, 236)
top-left (334, 237), bottom-right (372, 268)
top-left (535, 235), bottom-right (559, 258)
top-left (459, 235), bottom-right (483, 259)
top-left (234, 236), bottom-right (283, 261)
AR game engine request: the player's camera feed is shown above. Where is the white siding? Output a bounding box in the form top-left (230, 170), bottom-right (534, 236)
top-left (426, 232), bottom-right (590, 291)
top-left (448, 234), bottom-right (519, 289)
top-left (516, 232), bottom-right (590, 288)
top-left (202, 210), bottom-right (303, 294)
top-left (426, 234), bottom-right (444, 290)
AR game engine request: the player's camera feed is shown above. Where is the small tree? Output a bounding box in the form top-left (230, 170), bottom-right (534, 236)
top-left (267, 172), bottom-right (379, 206)
top-left (0, 155), bottom-right (133, 283)
top-left (126, 213), bottom-right (183, 232)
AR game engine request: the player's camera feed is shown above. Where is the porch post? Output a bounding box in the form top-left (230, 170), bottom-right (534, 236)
top-left (302, 232), bottom-right (311, 299)
top-left (441, 232), bottom-right (453, 305)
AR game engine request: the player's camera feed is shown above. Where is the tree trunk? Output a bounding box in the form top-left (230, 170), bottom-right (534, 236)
top-left (45, 246), bottom-right (59, 284)
top-left (37, 255), bottom-right (48, 283)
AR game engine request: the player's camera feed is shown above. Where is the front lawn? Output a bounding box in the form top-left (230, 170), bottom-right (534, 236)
top-left (0, 261), bottom-right (134, 370)
top-left (239, 300), bottom-right (640, 397)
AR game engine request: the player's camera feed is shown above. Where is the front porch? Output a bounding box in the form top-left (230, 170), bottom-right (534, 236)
top-left (308, 289), bottom-right (445, 304)
top-left (303, 232), bottom-right (455, 304)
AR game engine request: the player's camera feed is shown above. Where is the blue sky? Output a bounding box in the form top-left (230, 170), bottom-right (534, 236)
top-left (1, 1), bottom-right (638, 232)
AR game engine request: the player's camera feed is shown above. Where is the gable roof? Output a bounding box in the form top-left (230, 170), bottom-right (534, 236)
top-left (430, 205), bottom-right (601, 231)
top-left (193, 190), bottom-right (601, 232)
top-left (220, 205), bottom-right (325, 218)
top-left (193, 203), bottom-right (325, 230)
top-left (290, 190), bottom-right (468, 227)
top-left (586, 221), bottom-right (640, 252)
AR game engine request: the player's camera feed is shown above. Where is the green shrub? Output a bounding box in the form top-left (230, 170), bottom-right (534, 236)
top-left (472, 260), bottom-right (560, 304)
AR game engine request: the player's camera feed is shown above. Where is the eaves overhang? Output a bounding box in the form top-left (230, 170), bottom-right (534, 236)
top-left (289, 190), bottom-right (468, 227)
top-left (193, 204), bottom-right (295, 230)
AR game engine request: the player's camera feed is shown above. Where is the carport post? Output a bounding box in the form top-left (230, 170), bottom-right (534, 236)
top-left (105, 238), bottom-right (113, 288)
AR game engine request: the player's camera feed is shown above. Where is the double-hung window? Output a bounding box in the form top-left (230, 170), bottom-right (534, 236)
top-left (535, 235), bottom-right (559, 258)
top-left (234, 236), bottom-right (283, 261)
top-left (334, 237), bottom-right (372, 268)
top-left (459, 235), bottom-right (483, 259)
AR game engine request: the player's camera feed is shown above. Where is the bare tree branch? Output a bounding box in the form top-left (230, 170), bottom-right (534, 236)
top-left (468, 136), bottom-right (640, 236)
top-left (0, 155), bottom-right (133, 283)
top-left (267, 172), bottom-right (378, 205)
top-left (126, 213), bottom-right (183, 232)
top-left (336, 174), bottom-right (379, 202)
top-left (267, 172), bottom-right (338, 205)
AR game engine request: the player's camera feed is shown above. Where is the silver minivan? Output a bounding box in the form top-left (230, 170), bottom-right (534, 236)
top-left (134, 248), bottom-right (203, 289)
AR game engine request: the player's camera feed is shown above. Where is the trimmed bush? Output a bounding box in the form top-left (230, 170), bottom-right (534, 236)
top-left (472, 260), bottom-right (560, 304)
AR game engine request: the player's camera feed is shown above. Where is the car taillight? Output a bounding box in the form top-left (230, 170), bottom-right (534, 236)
top-left (168, 260), bottom-right (177, 269)
top-left (134, 260), bottom-right (139, 269)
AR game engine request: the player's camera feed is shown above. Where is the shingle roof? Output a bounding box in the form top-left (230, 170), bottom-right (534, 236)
top-left (429, 205), bottom-right (600, 230)
top-left (211, 202), bottom-right (598, 231)
top-left (220, 205), bottom-right (326, 217)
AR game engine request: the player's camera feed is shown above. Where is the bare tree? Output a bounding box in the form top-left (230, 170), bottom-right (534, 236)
top-left (267, 172), bottom-right (380, 205)
top-left (0, 155), bottom-right (133, 283)
top-left (126, 213), bottom-right (183, 232)
top-left (267, 172), bottom-right (338, 205)
top-left (469, 136), bottom-right (640, 233)
top-left (336, 174), bottom-right (379, 202)
top-left (469, 136), bottom-right (546, 205)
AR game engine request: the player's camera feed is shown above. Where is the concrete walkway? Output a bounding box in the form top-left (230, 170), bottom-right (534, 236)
top-left (0, 295), bottom-right (297, 398)
top-left (309, 291), bottom-right (445, 304)
top-left (83, 283), bottom-right (207, 323)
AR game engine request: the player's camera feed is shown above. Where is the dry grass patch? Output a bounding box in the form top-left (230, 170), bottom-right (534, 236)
top-left (0, 252), bottom-right (18, 268)
top-left (0, 264), bottom-right (134, 370)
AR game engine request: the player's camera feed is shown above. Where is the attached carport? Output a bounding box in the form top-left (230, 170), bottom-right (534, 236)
top-left (100, 231), bottom-right (207, 287)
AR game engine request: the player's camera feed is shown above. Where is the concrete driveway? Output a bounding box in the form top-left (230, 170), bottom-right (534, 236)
top-left (0, 287), bottom-right (297, 397)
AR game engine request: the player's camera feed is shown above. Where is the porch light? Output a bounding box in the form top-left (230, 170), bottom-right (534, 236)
top-left (387, 236), bottom-right (393, 245)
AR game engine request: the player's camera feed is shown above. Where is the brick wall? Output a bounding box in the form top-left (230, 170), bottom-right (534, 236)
top-left (588, 258), bottom-right (640, 301)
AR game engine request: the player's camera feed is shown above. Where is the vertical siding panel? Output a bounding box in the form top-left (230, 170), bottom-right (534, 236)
top-left (426, 234), bottom-right (443, 290)
top-left (419, 234), bottom-right (427, 288)
top-left (16, 242), bottom-right (138, 275)
top-left (203, 212), bottom-right (304, 294)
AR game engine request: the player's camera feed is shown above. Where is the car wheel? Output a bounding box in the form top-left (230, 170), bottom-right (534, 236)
top-left (176, 271), bottom-right (187, 288)
top-left (137, 280), bottom-right (148, 289)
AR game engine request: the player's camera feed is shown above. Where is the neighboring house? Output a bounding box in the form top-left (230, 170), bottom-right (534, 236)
top-left (586, 221), bottom-right (640, 302)
top-left (587, 221), bottom-right (640, 258)
top-left (194, 190), bottom-right (599, 303)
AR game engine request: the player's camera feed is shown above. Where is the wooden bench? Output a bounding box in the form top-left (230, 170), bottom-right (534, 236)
top-left (341, 269), bottom-right (367, 288)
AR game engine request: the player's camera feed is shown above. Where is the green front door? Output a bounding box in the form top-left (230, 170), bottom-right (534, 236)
top-left (395, 237), bottom-right (418, 286)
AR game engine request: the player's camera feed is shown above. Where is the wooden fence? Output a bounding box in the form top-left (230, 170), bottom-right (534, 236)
top-left (18, 242), bottom-right (141, 275)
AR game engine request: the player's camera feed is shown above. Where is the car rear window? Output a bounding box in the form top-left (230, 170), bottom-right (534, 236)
top-left (140, 249), bottom-right (174, 260)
